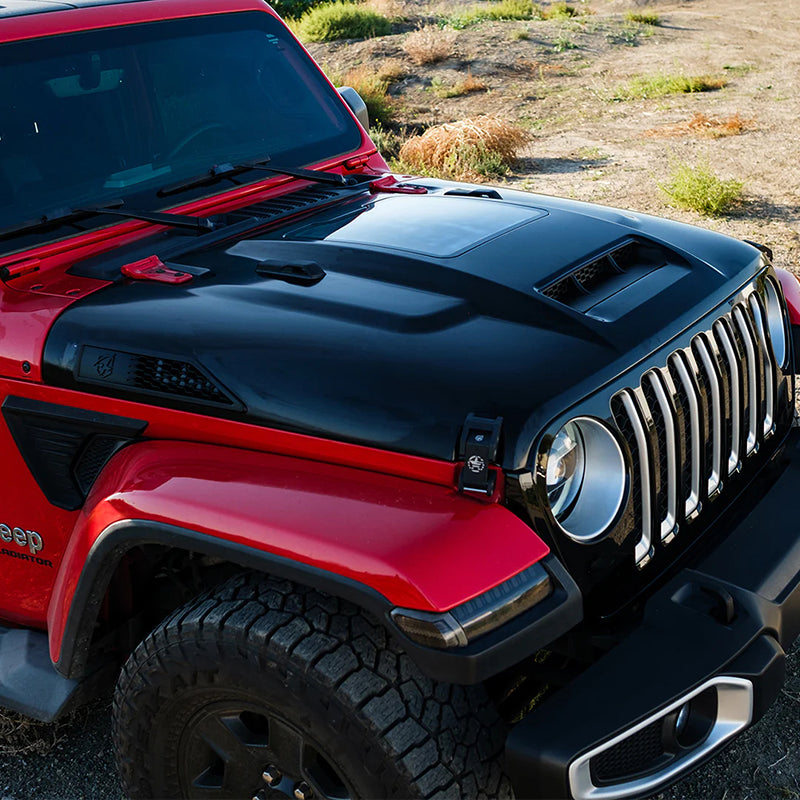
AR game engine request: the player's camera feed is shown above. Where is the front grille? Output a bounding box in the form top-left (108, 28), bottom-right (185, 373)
top-left (612, 284), bottom-right (784, 568)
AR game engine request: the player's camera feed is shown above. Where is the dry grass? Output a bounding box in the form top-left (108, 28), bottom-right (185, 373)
top-left (644, 112), bottom-right (756, 138)
top-left (403, 25), bottom-right (458, 65)
top-left (339, 65), bottom-right (394, 125)
top-left (0, 710), bottom-right (69, 756)
top-left (398, 115), bottom-right (528, 180)
top-left (375, 58), bottom-right (407, 83)
top-left (429, 71), bottom-right (488, 98)
top-left (364, 0), bottom-right (408, 21)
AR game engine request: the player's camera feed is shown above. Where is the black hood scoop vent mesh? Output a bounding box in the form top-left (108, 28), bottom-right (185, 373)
top-left (538, 239), bottom-right (682, 320)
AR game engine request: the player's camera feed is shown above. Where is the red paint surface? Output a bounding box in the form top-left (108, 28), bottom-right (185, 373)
top-left (776, 268), bottom-right (800, 327)
top-left (47, 439), bottom-right (549, 661)
top-left (0, 378), bottom-right (517, 632)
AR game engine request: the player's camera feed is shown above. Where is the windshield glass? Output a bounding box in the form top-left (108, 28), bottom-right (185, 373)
top-left (0, 11), bottom-right (362, 240)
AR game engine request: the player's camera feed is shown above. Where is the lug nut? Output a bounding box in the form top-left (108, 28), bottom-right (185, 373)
top-left (294, 781), bottom-right (313, 800)
top-left (263, 766), bottom-right (282, 786)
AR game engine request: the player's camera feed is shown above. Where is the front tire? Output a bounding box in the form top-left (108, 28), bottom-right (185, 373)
top-left (112, 573), bottom-right (511, 800)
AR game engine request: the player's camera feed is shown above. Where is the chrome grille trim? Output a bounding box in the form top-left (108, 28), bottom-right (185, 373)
top-left (733, 305), bottom-right (759, 455)
top-left (619, 391), bottom-right (653, 567)
top-left (693, 335), bottom-right (723, 497)
top-left (714, 318), bottom-right (741, 474)
top-left (645, 370), bottom-right (678, 541)
top-left (612, 284), bottom-right (785, 567)
top-left (670, 352), bottom-right (701, 519)
top-left (749, 293), bottom-right (775, 437)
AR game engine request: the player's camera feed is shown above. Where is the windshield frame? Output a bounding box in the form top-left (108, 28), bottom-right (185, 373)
top-left (0, 3), bottom-right (372, 257)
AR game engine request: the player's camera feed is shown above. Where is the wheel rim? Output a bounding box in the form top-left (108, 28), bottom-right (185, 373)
top-left (178, 698), bottom-right (353, 800)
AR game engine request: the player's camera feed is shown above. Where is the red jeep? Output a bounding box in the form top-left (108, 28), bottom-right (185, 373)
top-left (1, 1), bottom-right (800, 798)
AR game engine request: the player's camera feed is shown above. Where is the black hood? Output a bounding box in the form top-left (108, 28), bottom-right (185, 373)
top-left (44, 180), bottom-right (763, 468)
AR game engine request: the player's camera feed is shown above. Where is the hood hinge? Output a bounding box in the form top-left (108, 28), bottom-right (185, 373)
top-left (457, 414), bottom-right (503, 495)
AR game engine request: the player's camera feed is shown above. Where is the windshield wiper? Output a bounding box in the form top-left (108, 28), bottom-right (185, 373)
top-left (158, 156), bottom-right (356, 197)
top-left (0, 201), bottom-right (216, 242)
top-left (0, 200), bottom-right (125, 241)
top-left (79, 206), bottom-right (216, 232)
top-left (0, 203), bottom-right (216, 241)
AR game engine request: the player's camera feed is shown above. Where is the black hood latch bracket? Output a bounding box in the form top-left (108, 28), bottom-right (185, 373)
top-left (457, 414), bottom-right (503, 496)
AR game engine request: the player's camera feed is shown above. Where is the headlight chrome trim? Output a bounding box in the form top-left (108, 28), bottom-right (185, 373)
top-left (545, 416), bottom-right (628, 545)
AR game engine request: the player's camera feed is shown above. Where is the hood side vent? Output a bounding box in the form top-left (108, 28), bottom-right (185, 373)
top-left (539, 240), bottom-right (674, 316)
top-left (77, 346), bottom-right (239, 408)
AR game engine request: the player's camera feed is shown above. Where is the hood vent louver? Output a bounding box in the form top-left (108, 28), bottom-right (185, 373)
top-left (238, 186), bottom-right (346, 221)
top-left (539, 239), bottom-right (677, 318)
top-left (77, 346), bottom-right (239, 409)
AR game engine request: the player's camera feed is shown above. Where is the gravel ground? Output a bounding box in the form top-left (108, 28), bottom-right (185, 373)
top-left (0, 642), bottom-right (798, 799)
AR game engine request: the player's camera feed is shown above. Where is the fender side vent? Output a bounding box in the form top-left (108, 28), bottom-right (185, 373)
top-left (2, 396), bottom-right (147, 510)
top-left (77, 346), bottom-right (238, 408)
top-left (538, 239), bottom-right (674, 316)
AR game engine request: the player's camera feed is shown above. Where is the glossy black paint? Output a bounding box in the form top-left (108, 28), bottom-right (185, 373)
top-left (45, 180), bottom-right (766, 469)
top-left (506, 425), bottom-right (800, 799)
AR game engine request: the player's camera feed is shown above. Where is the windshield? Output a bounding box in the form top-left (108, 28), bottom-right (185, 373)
top-left (0, 11), bottom-right (362, 241)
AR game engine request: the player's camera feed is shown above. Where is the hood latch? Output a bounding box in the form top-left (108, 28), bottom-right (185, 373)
top-left (457, 414), bottom-right (503, 495)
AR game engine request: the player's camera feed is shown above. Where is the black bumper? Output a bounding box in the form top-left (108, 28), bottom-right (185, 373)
top-left (505, 427), bottom-right (800, 800)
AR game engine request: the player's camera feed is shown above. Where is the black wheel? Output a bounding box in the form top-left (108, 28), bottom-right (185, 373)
top-left (112, 573), bottom-right (512, 800)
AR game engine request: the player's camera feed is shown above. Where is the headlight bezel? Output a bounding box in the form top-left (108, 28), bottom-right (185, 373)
top-left (542, 416), bottom-right (629, 544)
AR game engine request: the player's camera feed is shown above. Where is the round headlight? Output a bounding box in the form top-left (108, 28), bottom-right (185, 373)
top-left (545, 417), bottom-right (626, 542)
top-left (764, 279), bottom-right (789, 369)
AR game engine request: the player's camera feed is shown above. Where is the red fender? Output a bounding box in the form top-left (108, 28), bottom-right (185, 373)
top-left (47, 440), bottom-right (548, 663)
top-left (776, 268), bottom-right (800, 327)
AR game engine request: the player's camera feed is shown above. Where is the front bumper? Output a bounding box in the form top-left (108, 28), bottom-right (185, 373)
top-left (505, 427), bottom-right (800, 799)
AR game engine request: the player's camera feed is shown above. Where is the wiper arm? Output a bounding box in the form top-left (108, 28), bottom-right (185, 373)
top-left (247, 163), bottom-right (355, 187)
top-left (0, 200), bottom-right (216, 243)
top-left (158, 160), bottom-right (268, 197)
top-left (0, 200), bottom-right (125, 241)
top-left (79, 206), bottom-right (216, 232)
top-left (158, 156), bottom-right (356, 197)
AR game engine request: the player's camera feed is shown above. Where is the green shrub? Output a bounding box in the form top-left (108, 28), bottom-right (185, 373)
top-left (296, 2), bottom-right (392, 42)
top-left (445, 0), bottom-right (539, 28)
top-left (546, 2), bottom-right (580, 19)
top-left (659, 162), bottom-right (744, 215)
top-left (624, 10), bottom-right (660, 25)
top-left (613, 73), bottom-right (726, 100)
top-left (270, 0), bottom-right (318, 19)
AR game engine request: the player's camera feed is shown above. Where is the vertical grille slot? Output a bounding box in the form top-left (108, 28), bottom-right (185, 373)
top-left (733, 305), bottom-right (759, 455)
top-left (714, 318), bottom-right (742, 474)
top-left (613, 391), bottom-right (653, 568)
top-left (642, 371), bottom-right (678, 542)
top-left (607, 284), bottom-right (786, 567)
top-left (748, 293), bottom-right (775, 436)
top-left (669, 352), bottom-right (702, 519)
top-left (693, 334), bottom-right (723, 497)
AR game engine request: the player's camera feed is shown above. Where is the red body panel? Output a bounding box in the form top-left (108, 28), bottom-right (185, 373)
top-left (47, 439), bottom-right (549, 662)
top-left (0, 379), bottom-right (515, 630)
top-left (776, 268), bottom-right (800, 327)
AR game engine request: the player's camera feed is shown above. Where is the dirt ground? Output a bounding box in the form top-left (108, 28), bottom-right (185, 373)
top-left (311, 0), bottom-right (800, 273)
top-left (1, 1), bottom-right (800, 798)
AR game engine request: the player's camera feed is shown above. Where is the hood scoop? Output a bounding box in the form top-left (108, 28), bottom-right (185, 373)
top-left (538, 239), bottom-right (688, 321)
